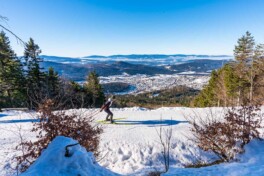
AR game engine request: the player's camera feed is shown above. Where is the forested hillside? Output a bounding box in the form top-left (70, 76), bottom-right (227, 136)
top-left (0, 32), bottom-right (104, 110)
top-left (115, 85), bottom-right (199, 108)
top-left (194, 32), bottom-right (264, 107)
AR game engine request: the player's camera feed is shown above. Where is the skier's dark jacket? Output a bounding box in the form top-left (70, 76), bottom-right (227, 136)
top-left (103, 101), bottom-right (111, 110)
top-left (101, 99), bottom-right (113, 111)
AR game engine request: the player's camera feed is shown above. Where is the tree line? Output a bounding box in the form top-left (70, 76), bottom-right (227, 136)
top-left (194, 32), bottom-right (264, 107)
top-left (0, 31), bottom-right (104, 110)
top-left (115, 85), bottom-right (199, 108)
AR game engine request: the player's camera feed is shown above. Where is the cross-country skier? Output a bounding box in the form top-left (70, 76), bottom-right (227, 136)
top-left (100, 96), bottom-right (115, 123)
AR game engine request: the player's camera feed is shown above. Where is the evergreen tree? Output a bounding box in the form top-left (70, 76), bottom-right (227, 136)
top-left (0, 31), bottom-right (25, 108)
top-left (234, 31), bottom-right (255, 63)
top-left (193, 70), bottom-right (219, 107)
top-left (84, 71), bottom-right (105, 107)
top-left (252, 44), bottom-right (264, 103)
top-left (194, 32), bottom-right (264, 107)
top-left (222, 64), bottom-right (240, 105)
top-left (24, 38), bottom-right (46, 109)
top-left (46, 67), bottom-right (60, 98)
top-left (62, 80), bottom-right (92, 108)
top-left (234, 31), bottom-right (255, 104)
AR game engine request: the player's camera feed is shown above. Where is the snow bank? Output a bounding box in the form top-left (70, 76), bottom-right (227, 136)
top-left (21, 136), bottom-right (119, 176)
top-left (164, 139), bottom-right (264, 176)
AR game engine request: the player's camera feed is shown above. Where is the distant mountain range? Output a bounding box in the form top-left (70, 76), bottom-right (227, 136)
top-left (40, 55), bottom-right (232, 81)
top-left (83, 54), bottom-right (231, 59)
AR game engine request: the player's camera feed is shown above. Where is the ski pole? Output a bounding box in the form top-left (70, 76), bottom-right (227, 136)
top-left (88, 109), bottom-right (101, 117)
top-left (87, 109), bottom-right (102, 120)
top-left (90, 110), bottom-right (101, 118)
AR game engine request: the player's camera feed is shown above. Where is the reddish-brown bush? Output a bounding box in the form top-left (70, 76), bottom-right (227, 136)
top-left (16, 99), bottom-right (103, 172)
top-left (188, 105), bottom-right (262, 162)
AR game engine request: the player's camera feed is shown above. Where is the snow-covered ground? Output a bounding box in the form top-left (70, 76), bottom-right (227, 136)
top-left (21, 136), bottom-right (119, 176)
top-left (164, 139), bottom-right (264, 176)
top-left (0, 107), bottom-right (263, 176)
top-left (99, 74), bottom-right (210, 94)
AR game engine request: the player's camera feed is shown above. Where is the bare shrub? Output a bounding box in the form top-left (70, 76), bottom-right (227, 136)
top-left (187, 105), bottom-right (263, 162)
top-left (15, 99), bottom-right (103, 172)
top-left (155, 117), bottom-right (173, 174)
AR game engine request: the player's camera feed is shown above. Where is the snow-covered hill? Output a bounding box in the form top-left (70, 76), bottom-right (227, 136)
top-left (0, 107), bottom-right (263, 176)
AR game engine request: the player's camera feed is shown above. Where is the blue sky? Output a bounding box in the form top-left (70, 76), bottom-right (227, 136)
top-left (0, 0), bottom-right (264, 57)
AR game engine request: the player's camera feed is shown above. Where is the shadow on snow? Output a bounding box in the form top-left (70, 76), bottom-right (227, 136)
top-left (0, 119), bottom-right (40, 124)
top-left (114, 119), bottom-right (188, 127)
top-left (0, 118), bottom-right (188, 127)
top-left (0, 114), bottom-right (8, 118)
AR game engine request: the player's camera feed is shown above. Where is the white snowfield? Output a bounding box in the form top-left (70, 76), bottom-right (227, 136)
top-left (0, 107), bottom-right (263, 176)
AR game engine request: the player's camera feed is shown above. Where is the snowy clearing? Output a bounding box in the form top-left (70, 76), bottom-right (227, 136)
top-left (0, 107), bottom-right (263, 176)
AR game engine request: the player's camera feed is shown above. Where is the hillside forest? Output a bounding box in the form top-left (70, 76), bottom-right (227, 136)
top-left (0, 32), bottom-right (104, 110)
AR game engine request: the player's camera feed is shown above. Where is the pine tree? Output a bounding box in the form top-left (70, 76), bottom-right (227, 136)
top-left (234, 31), bottom-right (255, 104)
top-left (24, 38), bottom-right (46, 109)
top-left (0, 31), bottom-right (25, 108)
top-left (234, 31), bottom-right (255, 63)
top-left (84, 71), bottom-right (105, 107)
top-left (193, 70), bottom-right (219, 107)
top-left (46, 67), bottom-right (60, 98)
top-left (68, 81), bottom-right (87, 108)
top-left (194, 32), bottom-right (264, 107)
top-left (252, 44), bottom-right (264, 103)
top-left (223, 64), bottom-right (236, 101)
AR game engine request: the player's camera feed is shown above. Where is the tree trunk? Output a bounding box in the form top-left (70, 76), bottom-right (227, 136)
top-left (249, 67), bottom-right (254, 104)
top-left (237, 89), bottom-right (241, 106)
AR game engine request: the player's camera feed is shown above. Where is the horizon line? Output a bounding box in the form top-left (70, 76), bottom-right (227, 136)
top-left (39, 53), bottom-right (233, 58)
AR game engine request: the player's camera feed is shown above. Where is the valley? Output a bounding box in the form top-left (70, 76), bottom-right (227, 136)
top-left (41, 55), bottom-right (231, 94)
top-left (99, 73), bottom-right (209, 94)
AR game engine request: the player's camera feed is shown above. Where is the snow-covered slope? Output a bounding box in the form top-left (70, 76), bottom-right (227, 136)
top-left (0, 107), bottom-right (263, 176)
top-left (96, 107), bottom-right (219, 175)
